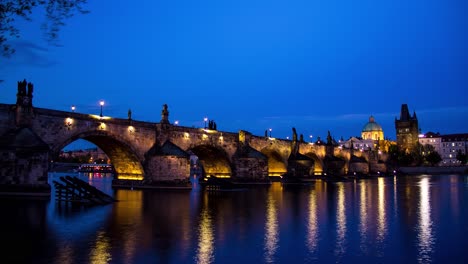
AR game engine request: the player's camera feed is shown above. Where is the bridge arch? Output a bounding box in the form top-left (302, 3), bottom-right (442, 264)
top-left (260, 148), bottom-right (287, 176)
top-left (189, 145), bottom-right (232, 177)
top-left (304, 152), bottom-right (323, 174)
top-left (52, 130), bottom-right (145, 180)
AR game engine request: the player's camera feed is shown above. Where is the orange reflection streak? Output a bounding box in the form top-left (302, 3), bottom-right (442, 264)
top-left (264, 190), bottom-right (279, 263)
top-left (196, 207), bottom-right (214, 264)
top-left (377, 177), bottom-right (387, 243)
top-left (56, 244), bottom-right (73, 264)
top-left (417, 177), bottom-right (434, 263)
top-left (114, 190), bottom-right (142, 263)
top-left (335, 183), bottom-right (346, 257)
top-left (307, 190), bottom-right (318, 253)
top-left (358, 181), bottom-right (368, 253)
top-left (89, 231), bottom-right (112, 264)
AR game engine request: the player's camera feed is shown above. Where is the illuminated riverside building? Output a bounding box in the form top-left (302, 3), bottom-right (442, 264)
top-left (338, 116), bottom-right (391, 152)
top-left (419, 132), bottom-right (468, 166)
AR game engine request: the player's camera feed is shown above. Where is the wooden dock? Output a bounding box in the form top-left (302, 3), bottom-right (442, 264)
top-left (53, 176), bottom-right (115, 205)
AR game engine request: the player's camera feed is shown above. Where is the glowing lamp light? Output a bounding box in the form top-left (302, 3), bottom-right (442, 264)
top-left (99, 100), bottom-right (105, 117)
top-left (71, 105), bottom-right (75, 112)
top-left (174, 120), bottom-right (179, 125)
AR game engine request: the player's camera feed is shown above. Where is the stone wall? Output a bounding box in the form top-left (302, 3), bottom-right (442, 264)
top-left (349, 162), bottom-right (369, 174)
top-left (146, 156), bottom-right (190, 181)
top-left (233, 158), bottom-right (268, 179)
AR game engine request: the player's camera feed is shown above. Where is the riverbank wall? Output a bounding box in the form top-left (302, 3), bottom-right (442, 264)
top-left (399, 166), bottom-right (468, 175)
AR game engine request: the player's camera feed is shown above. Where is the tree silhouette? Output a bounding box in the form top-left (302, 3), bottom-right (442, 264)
top-left (456, 150), bottom-right (467, 165)
top-left (0, 0), bottom-right (89, 57)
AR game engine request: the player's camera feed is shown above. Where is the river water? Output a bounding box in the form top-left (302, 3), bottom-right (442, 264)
top-left (1, 173), bottom-right (468, 264)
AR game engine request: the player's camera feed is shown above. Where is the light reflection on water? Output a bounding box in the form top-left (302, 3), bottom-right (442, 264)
top-left (196, 205), bottom-right (214, 264)
top-left (1, 173), bottom-right (467, 263)
top-left (417, 177), bottom-right (434, 264)
top-left (306, 189), bottom-right (318, 254)
top-left (377, 177), bottom-right (387, 244)
top-left (359, 180), bottom-right (369, 254)
top-left (264, 184), bottom-right (279, 263)
top-left (335, 183), bottom-right (347, 259)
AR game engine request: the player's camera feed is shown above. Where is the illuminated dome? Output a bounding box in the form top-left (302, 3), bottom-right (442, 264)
top-left (361, 116), bottom-right (384, 140)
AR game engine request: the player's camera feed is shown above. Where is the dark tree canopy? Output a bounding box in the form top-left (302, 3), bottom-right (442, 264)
top-left (0, 0), bottom-right (88, 57)
top-left (456, 150), bottom-right (467, 165)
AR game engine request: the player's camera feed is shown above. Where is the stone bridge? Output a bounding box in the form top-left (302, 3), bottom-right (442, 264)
top-left (0, 81), bottom-right (387, 186)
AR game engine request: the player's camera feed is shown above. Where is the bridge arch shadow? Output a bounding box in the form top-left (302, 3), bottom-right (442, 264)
top-left (189, 145), bottom-right (232, 178)
top-left (304, 152), bottom-right (323, 175)
top-left (51, 131), bottom-right (144, 180)
top-left (260, 148), bottom-right (287, 176)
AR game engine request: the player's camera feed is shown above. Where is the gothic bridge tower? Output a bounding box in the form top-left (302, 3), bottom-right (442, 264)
top-left (395, 104), bottom-right (419, 152)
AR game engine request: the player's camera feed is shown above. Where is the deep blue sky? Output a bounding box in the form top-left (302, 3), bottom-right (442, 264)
top-left (1, 0), bottom-right (467, 146)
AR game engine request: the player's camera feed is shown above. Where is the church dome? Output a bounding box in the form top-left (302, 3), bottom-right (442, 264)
top-left (362, 116), bottom-right (382, 132)
top-left (361, 116), bottom-right (384, 140)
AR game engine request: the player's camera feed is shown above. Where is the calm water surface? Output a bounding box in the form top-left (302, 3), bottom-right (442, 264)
top-left (1, 173), bottom-right (468, 264)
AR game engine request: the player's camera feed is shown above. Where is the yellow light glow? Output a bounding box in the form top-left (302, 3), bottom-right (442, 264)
top-left (99, 122), bottom-right (106, 130)
top-left (377, 177), bottom-right (387, 242)
top-left (359, 181), bottom-right (368, 250)
top-left (202, 134), bottom-right (208, 139)
top-left (196, 207), bottom-right (214, 264)
top-left (89, 114), bottom-right (112, 120)
top-left (117, 175), bottom-right (144, 180)
top-left (336, 184), bottom-right (346, 255)
top-left (418, 177), bottom-right (433, 261)
top-left (264, 191), bottom-right (278, 263)
top-left (128, 126), bottom-right (135, 133)
top-left (307, 191), bottom-right (318, 253)
top-left (184, 132), bottom-right (190, 139)
top-left (65, 117), bottom-right (73, 125)
top-left (215, 175), bottom-right (231, 178)
top-left (89, 231), bottom-right (112, 263)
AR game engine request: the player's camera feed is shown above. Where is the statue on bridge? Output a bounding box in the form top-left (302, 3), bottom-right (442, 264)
top-left (161, 104), bottom-right (169, 124)
top-left (327, 131), bottom-right (333, 145)
top-left (17, 79), bottom-right (27, 96)
top-left (128, 109), bottom-right (132, 120)
top-left (27, 82), bottom-right (34, 97)
top-left (16, 79), bottom-right (33, 106)
top-left (291, 127), bottom-right (299, 156)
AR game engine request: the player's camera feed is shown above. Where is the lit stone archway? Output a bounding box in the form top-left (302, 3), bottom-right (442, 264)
top-left (52, 131), bottom-right (145, 180)
top-left (190, 145), bottom-right (232, 177)
top-left (304, 152), bottom-right (323, 174)
top-left (261, 149), bottom-right (287, 176)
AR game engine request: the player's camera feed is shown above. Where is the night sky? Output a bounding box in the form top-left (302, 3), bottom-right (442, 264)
top-left (1, 0), bottom-right (467, 148)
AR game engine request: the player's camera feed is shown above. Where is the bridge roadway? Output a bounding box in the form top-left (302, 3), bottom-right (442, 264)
top-left (0, 82), bottom-right (384, 186)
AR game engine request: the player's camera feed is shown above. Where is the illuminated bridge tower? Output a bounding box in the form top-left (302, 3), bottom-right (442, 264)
top-left (395, 104), bottom-right (419, 153)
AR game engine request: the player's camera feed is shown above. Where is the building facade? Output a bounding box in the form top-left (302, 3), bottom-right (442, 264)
top-left (419, 132), bottom-right (467, 166)
top-left (418, 132), bottom-right (442, 155)
top-left (395, 104), bottom-right (419, 152)
top-left (440, 134), bottom-right (468, 165)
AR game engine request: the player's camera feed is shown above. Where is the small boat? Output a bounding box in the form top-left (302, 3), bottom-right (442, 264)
top-left (200, 175), bottom-right (247, 191)
top-left (280, 173), bottom-right (316, 185)
top-left (77, 163), bottom-right (115, 173)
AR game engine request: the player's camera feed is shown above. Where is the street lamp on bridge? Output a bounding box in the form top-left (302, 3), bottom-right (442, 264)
top-left (269, 128), bottom-right (272, 138)
top-left (204, 117), bottom-right (208, 129)
top-left (100, 100), bottom-right (105, 117)
top-left (71, 105), bottom-right (75, 112)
